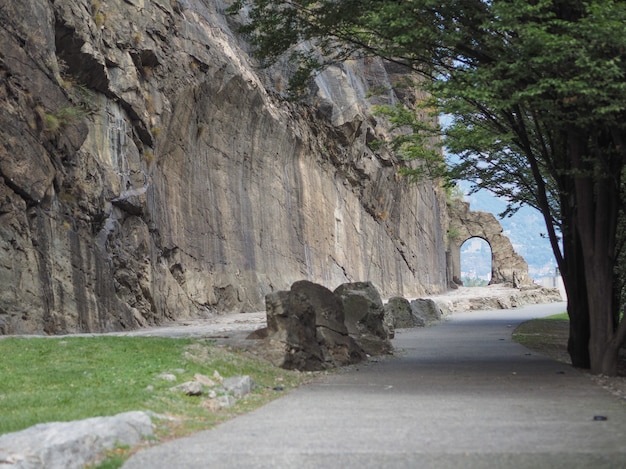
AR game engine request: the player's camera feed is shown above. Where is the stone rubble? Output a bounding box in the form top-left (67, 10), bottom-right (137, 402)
top-left (0, 284), bottom-right (564, 468)
top-left (254, 280), bottom-right (371, 371)
top-left (384, 297), bottom-right (425, 329)
top-left (194, 373), bottom-right (217, 387)
top-left (166, 371), bottom-right (256, 407)
top-left (0, 411), bottom-right (153, 469)
top-left (223, 376), bottom-right (255, 398)
top-left (156, 372), bottom-right (177, 382)
top-left (427, 284), bottom-right (563, 313)
top-left (170, 381), bottom-right (203, 396)
top-left (410, 298), bottom-right (443, 325)
top-left (0, 369), bottom-right (257, 469)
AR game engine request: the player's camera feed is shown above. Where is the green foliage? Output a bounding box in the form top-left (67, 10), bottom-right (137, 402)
top-left (229, 0), bottom-right (626, 199)
top-left (91, 450), bottom-right (127, 469)
top-left (0, 337), bottom-right (307, 437)
top-left (44, 106), bottom-right (88, 133)
top-left (460, 277), bottom-right (489, 288)
top-left (445, 184), bottom-right (464, 204)
top-left (447, 226), bottom-right (460, 241)
top-left (229, 0), bottom-right (626, 373)
top-left (43, 113), bottom-right (61, 133)
top-left (366, 138), bottom-right (383, 151)
top-left (373, 104), bottom-right (447, 183)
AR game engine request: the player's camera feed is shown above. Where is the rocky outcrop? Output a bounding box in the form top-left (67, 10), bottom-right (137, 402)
top-left (0, 0), bottom-right (449, 334)
top-left (334, 282), bottom-right (393, 355)
top-left (258, 281), bottom-right (366, 370)
top-left (384, 297), bottom-right (424, 329)
top-left (410, 298), bottom-right (443, 325)
top-left (447, 200), bottom-right (532, 287)
top-left (427, 285), bottom-right (563, 313)
top-left (0, 411), bottom-right (153, 469)
top-left (384, 296), bottom-right (444, 329)
top-left (254, 280), bottom-right (398, 370)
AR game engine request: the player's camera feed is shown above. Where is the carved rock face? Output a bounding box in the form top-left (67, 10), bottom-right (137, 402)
top-left (448, 200), bottom-right (533, 287)
top-left (0, 0), bottom-right (449, 334)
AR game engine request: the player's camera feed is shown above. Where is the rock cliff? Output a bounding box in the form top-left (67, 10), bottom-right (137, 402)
top-left (0, 0), bottom-right (449, 334)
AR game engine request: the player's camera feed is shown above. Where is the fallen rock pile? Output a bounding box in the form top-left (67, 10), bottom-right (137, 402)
top-left (251, 280), bottom-right (442, 371)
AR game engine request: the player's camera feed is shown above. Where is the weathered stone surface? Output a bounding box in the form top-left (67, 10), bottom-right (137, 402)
top-left (263, 290), bottom-right (325, 370)
top-left (383, 307), bottom-right (396, 339)
top-left (194, 373), bottom-right (217, 387)
top-left (410, 299), bottom-right (443, 325)
top-left (448, 200), bottom-right (532, 287)
top-left (430, 285), bottom-right (563, 313)
top-left (0, 411), bottom-right (153, 469)
top-left (170, 381), bottom-right (203, 396)
top-left (223, 375), bottom-right (255, 398)
top-left (334, 282), bottom-right (393, 355)
top-left (290, 281), bottom-right (348, 336)
top-left (156, 373), bottom-right (177, 382)
top-left (260, 282), bottom-right (366, 370)
top-left (384, 297), bottom-right (425, 328)
top-left (217, 395), bottom-right (237, 409)
top-left (0, 0), bottom-right (449, 335)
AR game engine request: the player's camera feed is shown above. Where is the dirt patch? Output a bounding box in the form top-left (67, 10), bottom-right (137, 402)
top-left (514, 318), bottom-right (626, 402)
top-left (513, 318), bottom-right (571, 365)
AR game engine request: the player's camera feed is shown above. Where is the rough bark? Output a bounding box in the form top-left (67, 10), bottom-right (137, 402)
top-left (563, 232), bottom-right (591, 369)
top-left (570, 129), bottom-right (622, 375)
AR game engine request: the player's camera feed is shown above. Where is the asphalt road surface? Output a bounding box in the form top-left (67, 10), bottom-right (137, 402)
top-left (123, 302), bottom-right (626, 469)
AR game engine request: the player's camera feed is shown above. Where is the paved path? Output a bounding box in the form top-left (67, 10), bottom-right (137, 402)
top-left (123, 303), bottom-right (626, 468)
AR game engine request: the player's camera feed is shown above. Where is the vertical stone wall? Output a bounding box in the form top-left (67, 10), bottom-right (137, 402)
top-left (0, 0), bottom-right (448, 334)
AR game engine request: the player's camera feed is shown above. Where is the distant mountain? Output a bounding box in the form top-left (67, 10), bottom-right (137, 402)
top-left (458, 184), bottom-right (558, 281)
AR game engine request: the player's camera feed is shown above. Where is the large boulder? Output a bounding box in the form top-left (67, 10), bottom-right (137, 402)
top-left (384, 297), bottom-right (425, 328)
top-left (260, 281), bottom-right (366, 370)
top-left (410, 298), bottom-right (443, 325)
top-left (0, 411), bottom-right (153, 469)
top-left (262, 290), bottom-right (325, 371)
top-left (334, 282), bottom-right (393, 355)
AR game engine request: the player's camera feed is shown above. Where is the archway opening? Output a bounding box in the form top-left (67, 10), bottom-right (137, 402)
top-left (460, 237), bottom-right (492, 286)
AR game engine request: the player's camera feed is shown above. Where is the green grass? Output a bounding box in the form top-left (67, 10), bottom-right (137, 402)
top-left (0, 337), bottom-right (309, 438)
top-left (542, 312), bottom-right (569, 321)
top-left (512, 312), bottom-right (571, 364)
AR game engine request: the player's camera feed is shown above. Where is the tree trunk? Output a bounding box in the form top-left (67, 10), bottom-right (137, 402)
top-left (567, 300), bottom-right (590, 369)
top-left (570, 130), bottom-right (621, 375)
top-left (562, 235), bottom-right (590, 369)
top-left (586, 262), bottom-right (617, 375)
top-left (553, 204), bottom-right (588, 367)
top-left (555, 165), bottom-right (591, 369)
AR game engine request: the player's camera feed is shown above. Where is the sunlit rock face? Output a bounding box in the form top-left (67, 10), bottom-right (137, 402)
top-left (0, 0), bottom-right (448, 334)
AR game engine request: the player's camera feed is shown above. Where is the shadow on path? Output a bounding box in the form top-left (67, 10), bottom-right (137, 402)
top-left (123, 302), bottom-right (626, 469)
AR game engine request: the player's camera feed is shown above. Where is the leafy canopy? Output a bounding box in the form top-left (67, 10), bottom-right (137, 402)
top-left (229, 0), bottom-right (626, 181)
top-left (230, 0), bottom-right (626, 374)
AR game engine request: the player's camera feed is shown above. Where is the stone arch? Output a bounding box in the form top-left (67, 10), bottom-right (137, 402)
top-left (447, 200), bottom-right (532, 287)
top-left (460, 236), bottom-right (493, 283)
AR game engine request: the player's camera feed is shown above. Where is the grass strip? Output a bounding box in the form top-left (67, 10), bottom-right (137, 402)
top-left (0, 336), bottom-right (310, 438)
top-left (512, 312), bottom-right (571, 364)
